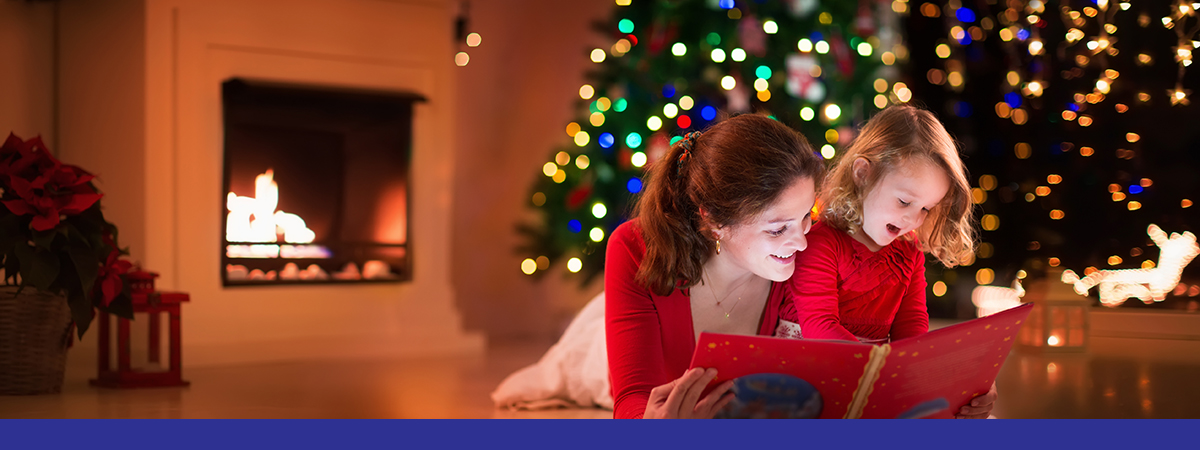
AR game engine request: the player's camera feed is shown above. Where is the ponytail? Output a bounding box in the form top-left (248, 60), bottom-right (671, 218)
top-left (634, 135), bottom-right (713, 296)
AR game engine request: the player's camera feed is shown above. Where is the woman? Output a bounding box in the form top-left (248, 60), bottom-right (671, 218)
top-left (605, 114), bottom-right (824, 419)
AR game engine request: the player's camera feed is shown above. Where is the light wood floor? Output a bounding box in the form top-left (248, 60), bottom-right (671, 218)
top-left (1, 336), bottom-right (1197, 418)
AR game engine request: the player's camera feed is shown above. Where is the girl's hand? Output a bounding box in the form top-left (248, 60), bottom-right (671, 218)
top-left (957, 382), bottom-right (998, 419)
top-left (643, 368), bottom-right (736, 419)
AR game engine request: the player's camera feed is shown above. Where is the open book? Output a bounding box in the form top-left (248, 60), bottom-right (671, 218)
top-left (689, 303), bottom-right (1033, 419)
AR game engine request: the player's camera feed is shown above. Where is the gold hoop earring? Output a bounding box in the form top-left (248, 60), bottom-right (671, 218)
top-left (716, 239), bottom-right (722, 255)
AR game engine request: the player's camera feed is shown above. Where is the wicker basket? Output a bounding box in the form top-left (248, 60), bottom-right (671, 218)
top-left (0, 286), bottom-right (72, 395)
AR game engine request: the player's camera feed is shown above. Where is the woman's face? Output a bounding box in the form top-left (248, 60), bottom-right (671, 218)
top-left (716, 177), bottom-right (817, 282)
top-left (857, 158), bottom-right (950, 251)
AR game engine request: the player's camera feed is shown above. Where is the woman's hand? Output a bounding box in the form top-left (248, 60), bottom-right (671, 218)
top-left (957, 382), bottom-right (998, 419)
top-left (643, 368), bottom-right (735, 419)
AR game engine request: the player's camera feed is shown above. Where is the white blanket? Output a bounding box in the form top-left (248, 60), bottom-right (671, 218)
top-left (491, 291), bottom-right (613, 410)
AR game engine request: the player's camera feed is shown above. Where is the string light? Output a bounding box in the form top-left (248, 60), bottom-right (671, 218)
top-left (1062, 225), bottom-right (1200, 306)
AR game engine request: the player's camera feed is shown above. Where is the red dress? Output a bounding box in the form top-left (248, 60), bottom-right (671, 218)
top-left (780, 221), bottom-right (929, 342)
top-left (605, 219), bottom-right (790, 419)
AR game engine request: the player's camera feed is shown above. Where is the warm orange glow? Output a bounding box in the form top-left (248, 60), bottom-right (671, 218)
top-left (1049, 257), bottom-right (1061, 267)
top-left (1080, 147), bottom-right (1095, 156)
top-left (1050, 210), bottom-right (1064, 220)
top-left (227, 170), bottom-right (315, 244)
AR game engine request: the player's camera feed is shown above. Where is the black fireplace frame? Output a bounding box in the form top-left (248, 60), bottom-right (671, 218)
top-left (219, 78), bottom-right (424, 287)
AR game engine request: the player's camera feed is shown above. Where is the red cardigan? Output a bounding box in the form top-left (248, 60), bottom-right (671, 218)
top-left (780, 221), bottom-right (929, 342)
top-left (605, 219), bottom-right (789, 419)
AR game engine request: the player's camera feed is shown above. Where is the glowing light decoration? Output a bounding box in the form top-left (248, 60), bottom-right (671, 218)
top-left (630, 152), bottom-right (647, 168)
top-left (972, 278), bottom-right (1025, 318)
top-left (824, 104), bottom-right (841, 121)
top-left (711, 49), bottom-right (727, 63)
top-left (647, 116), bottom-right (663, 131)
top-left (720, 76), bottom-right (737, 90)
top-left (1061, 224), bottom-right (1200, 306)
top-left (590, 227), bottom-right (605, 242)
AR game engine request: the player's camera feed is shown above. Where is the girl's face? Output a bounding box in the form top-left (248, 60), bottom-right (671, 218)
top-left (856, 158), bottom-right (950, 251)
top-left (716, 177), bottom-right (817, 282)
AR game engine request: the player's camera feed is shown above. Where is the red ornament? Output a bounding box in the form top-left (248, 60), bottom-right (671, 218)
top-left (739, 15), bottom-right (767, 57)
top-left (565, 184), bottom-right (593, 211)
top-left (854, 1), bottom-right (877, 37)
top-left (830, 32), bottom-right (855, 76)
top-left (646, 131), bottom-right (671, 165)
top-left (646, 20), bottom-right (677, 55)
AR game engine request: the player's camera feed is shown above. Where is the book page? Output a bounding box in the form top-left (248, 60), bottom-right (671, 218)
top-left (858, 303), bottom-right (1033, 419)
top-left (690, 332), bottom-right (873, 419)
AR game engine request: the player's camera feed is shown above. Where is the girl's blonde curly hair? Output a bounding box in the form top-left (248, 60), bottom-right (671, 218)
top-left (820, 105), bottom-right (977, 267)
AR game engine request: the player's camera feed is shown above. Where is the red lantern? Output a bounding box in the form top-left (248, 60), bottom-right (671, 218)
top-left (90, 270), bottom-right (191, 388)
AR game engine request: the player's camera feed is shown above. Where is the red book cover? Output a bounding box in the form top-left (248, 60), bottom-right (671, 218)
top-left (689, 303), bottom-right (1033, 419)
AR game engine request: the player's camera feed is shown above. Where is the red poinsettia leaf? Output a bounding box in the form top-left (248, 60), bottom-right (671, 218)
top-left (100, 275), bottom-right (121, 307)
top-left (0, 133), bottom-right (23, 156)
top-left (57, 192), bottom-right (102, 215)
top-left (1, 198), bottom-right (35, 216)
top-left (29, 211), bottom-right (61, 231)
top-left (8, 175), bottom-right (35, 199)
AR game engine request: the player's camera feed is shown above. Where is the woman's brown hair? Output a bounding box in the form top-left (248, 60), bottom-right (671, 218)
top-left (633, 114), bottom-right (823, 296)
top-left (820, 104), bottom-right (977, 267)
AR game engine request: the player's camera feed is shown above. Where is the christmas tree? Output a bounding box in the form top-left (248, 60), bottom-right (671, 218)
top-left (906, 0), bottom-right (1200, 313)
top-left (518, 0), bottom-right (909, 286)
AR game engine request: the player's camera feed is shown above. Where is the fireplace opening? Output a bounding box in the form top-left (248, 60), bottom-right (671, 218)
top-left (221, 79), bottom-right (422, 286)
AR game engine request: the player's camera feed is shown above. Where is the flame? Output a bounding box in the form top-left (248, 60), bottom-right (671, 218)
top-left (227, 169), bottom-right (316, 244)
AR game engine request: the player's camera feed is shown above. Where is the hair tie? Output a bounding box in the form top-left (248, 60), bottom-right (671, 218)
top-left (675, 131), bottom-right (703, 176)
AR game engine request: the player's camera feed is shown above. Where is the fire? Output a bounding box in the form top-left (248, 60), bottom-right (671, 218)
top-left (226, 169), bottom-right (315, 244)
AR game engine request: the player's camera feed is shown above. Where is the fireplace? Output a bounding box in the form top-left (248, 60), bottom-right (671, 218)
top-left (221, 79), bottom-right (419, 286)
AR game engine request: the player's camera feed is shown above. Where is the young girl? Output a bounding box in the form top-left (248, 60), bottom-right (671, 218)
top-left (779, 105), bottom-right (995, 418)
top-left (606, 114), bottom-right (824, 419)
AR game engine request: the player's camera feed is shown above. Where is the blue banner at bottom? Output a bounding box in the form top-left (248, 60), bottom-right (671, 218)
top-left (2, 419), bottom-right (1194, 449)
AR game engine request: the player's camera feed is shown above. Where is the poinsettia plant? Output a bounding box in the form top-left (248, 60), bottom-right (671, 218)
top-left (0, 133), bottom-right (134, 338)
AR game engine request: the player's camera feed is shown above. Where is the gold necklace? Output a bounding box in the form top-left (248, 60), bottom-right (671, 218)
top-left (703, 271), bottom-right (747, 320)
